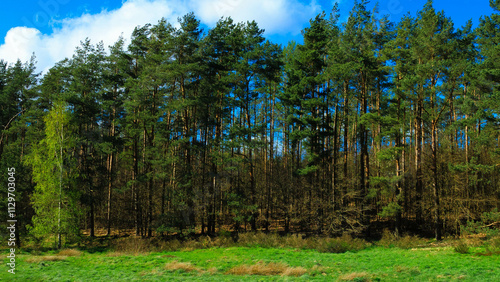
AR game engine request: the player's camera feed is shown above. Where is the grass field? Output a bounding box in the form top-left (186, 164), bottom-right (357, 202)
top-left (2, 238), bottom-right (499, 281)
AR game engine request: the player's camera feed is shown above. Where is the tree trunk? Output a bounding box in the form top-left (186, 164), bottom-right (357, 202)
top-left (431, 121), bottom-right (442, 240)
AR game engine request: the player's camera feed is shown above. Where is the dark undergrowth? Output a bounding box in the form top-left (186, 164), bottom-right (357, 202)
top-left (7, 228), bottom-right (500, 257)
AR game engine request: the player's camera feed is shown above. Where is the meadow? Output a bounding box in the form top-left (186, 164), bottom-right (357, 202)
top-left (1, 233), bottom-right (499, 281)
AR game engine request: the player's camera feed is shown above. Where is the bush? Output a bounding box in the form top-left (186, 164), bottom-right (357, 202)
top-left (378, 229), bottom-right (398, 248)
top-left (112, 237), bottom-right (155, 254)
top-left (488, 237), bottom-right (500, 251)
top-left (319, 240), bottom-right (350, 253)
top-left (476, 236), bottom-right (500, 256)
top-left (317, 234), bottom-right (369, 253)
top-left (394, 235), bottom-right (427, 249)
top-left (378, 229), bottom-right (427, 249)
top-left (461, 209), bottom-right (500, 238)
top-left (454, 241), bottom-right (470, 254)
top-left (109, 231), bottom-right (373, 254)
top-left (284, 234), bottom-right (309, 249)
top-left (238, 232), bottom-right (283, 248)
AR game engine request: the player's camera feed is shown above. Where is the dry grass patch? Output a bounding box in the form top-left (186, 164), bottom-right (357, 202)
top-left (226, 262), bottom-right (286, 276)
top-left (164, 261), bottom-right (199, 273)
top-left (140, 268), bottom-right (161, 276)
top-left (25, 255), bottom-right (68, 263)
top-left (225, 261), bottom-right (307, 277)
top-left (338, 272), bottom-right (372, 281)
top-left (57, 249), bottom-right (82, 257)
top-left (282, 266), bottom-right (307, 277)
top-left (206, 267), bottom-right (218, 275)
top-left (410, 246), bottom-right (449, 251)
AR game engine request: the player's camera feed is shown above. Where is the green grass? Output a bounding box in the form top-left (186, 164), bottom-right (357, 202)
top-left (1, 244), bottom-right (499, 281)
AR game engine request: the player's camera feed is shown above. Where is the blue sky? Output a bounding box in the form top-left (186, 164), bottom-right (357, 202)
top-left (0, 0), bottom-right (495, 73)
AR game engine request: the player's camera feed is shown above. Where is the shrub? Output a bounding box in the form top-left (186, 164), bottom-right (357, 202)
top-left (454, 241), bottom-right (470, 254)
top-left (378, 230), bottom-right (427, 249)
top-left (112, 237), bottom-right (153, 254)
top-left (219, 229), bottom-right (232, 238)
top-left (320, 240), bottom-right (350, 253)
top-left (211, 236), bottom-right (235, 248)
top-left (317, 234), bottom-right (369, 253)
top-left (108, 231), bottom-right (372, 253)
top-left (488, 236), bottom-right (500, 251)
top-left (461, 209), bottom-right (500, 238)
top-left (395, 235), bottom-right (427, 249)
top-left (476, 236), bottom-right (500, 256)
top-left (284, 234), bottom-right (308, 249)
top-left (378, 229), bottom-right (398, 247)
top-left (238, 232), bottom-right (283, 248)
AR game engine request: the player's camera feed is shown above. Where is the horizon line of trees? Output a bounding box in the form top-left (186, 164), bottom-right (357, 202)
top-left (1, 0), bottom-right (500, 248)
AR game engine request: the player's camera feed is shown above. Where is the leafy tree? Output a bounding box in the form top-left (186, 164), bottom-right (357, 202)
top-left (25, 101), bottom-right (80, 248)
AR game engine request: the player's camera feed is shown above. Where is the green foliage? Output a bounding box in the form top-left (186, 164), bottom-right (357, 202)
top-left (454, 241), bottom-right (470, 254)
top-left (461, 209), bottom-right (500, 238)
top-left (2, 1), bottom-right (500, 246)
top-left (153, 209), bottom-right (196, 235)
top-left (491, 0), bottom-right (500, 11)
top-left (24, 101), bottom-right (81, 247)
top-left (318, 239), bottom-right (350, 254)
top-left (378, 202), bottom-right (402, 218)
top-left (316, 234), bottom-right (369, 253)
top-left (484, 237), bottom-right (500, 254)
top-left (376, 147), bottom-right (404, 162)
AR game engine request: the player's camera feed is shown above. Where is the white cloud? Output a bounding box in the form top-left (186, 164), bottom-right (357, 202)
top-left (192, 0), bottom-right (321, 34)
top-left (0, 0), bottom-right (321, 73)
top-left (0, 27), bottom-right (42, 62)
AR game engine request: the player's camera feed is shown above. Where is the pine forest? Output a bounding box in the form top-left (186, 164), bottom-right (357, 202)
top-left (2, 0), bottom-right (500, 248)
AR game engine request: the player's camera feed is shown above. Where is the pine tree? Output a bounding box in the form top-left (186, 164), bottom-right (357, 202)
top-left (102, 37), bottom-right (129, 236)
top-left (68, 39), bottom-right (106, 238)
top-left (339, 0), bottom-right (380, 233)
top-left (383, 13), bottom-right (415, 235)
top-left (124, 23), bottom-right (153, 236)
top-left (201, 17), bottom-right (239, 233)
top-left (0, 57), bottom-right (40, 247)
